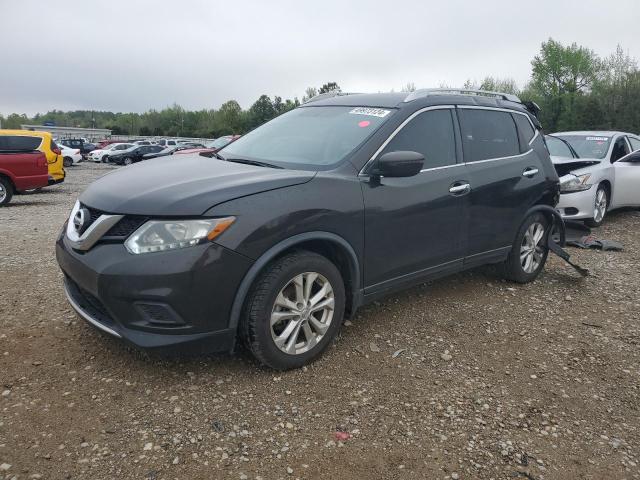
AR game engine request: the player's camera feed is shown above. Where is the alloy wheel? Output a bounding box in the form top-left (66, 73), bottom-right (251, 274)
top-left (0, 183), bottom-right (6, 203)
top-left (520, 222), bottom-right (545, 274)
top-left (270, 272), bottom-right (335, 355)
top-left (593, 188), bottom-right (607, 223)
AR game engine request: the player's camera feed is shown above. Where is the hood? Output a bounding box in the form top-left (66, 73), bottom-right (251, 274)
top-left (551, 156), bottom-right (601, 177)
top-left (80, 154), bottom-right (315, 216)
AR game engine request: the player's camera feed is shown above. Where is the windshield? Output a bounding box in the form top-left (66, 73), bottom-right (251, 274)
top-left (221, 106), bottom-right (392, 169)
top-left (554, 135), bottom-right (611, 159)
top-left (546, 135), bottom-right (575, 158)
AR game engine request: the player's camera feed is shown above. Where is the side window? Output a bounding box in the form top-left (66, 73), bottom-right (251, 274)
top-left (628, 136), bottom-right (640, 152)
top-left (512, 113), bottom-right (536, 151)
top-left (610, 137), bottom-right (631, 162)
top-left (380, 109), bottom-right (456, 169)
top-left (0, 136), bottom-right (42, 151)
top-left (168, 140), bottom-right (176, 145)
top-left (459, 109), bottom-right (520, 162)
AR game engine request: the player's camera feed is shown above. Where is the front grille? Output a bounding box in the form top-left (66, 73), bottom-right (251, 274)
top-left (65, 276), bottom-right (116, 329)
top-left (103, 216), bottom-right (147, 238)
top-left (83, 205), bottom-right (104, 230)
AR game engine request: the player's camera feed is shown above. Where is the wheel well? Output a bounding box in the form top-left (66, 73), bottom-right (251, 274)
top-left (599, 180), bottom-right (612, 200)
top-left (272, 239), bottom-right (357, 318)
top-left (0, 173), bottom-right (15, 190)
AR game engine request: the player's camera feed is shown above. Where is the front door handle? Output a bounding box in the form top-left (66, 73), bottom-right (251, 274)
top-left (523, 167), bottom-right (539, 178)
top-left (449, 182), bottom-right (471, 195)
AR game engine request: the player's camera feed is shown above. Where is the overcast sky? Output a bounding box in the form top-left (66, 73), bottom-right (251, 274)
top-left (1, 0), bottom-right (639, 116)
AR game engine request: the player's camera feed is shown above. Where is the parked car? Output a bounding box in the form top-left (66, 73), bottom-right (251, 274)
top-left (142, 146), bottom-right (179, 160)
top-left (0, 130), bottom-right (65, 185)
top-left (109, 145), bottom-right (164, 165)
top-left (59, 138), bottom-right (97, 155)
top-left (95, 139), bottom-right (125, 150)
top-left (175, 135), bottom-right (240, 156)
top-left (157, 139), bottom-right (180, 148)
top-left (133, 140), bottom-right (152, 146)
top-left (88, 143), bottom-right (135, 163)
top-left (547, 131), bottom-right (640, 227)
top-left (59, 144), bottom-right (82, 167)
top-left (0, 146), bottom-right (49, 206)
top-left (57, 89), bottom-right (560, 370)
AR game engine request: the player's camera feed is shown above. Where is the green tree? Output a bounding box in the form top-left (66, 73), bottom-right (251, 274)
top-left (318, 82), bottom-right (340, 94)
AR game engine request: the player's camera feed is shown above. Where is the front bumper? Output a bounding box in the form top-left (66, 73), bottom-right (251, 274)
top-left (56, 233), bottom-right (253, 354)
top-left (556, 187), bottom-right (595, 220)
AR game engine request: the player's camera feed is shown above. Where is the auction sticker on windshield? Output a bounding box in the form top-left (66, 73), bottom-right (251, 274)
top-left (349, 107), bottom-right (391, 118)
top-left (586, 136), bottom-right (609, 142)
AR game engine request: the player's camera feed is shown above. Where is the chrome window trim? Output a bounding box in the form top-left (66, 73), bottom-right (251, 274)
top-left (66, 200), bottom-right (124, 251)
top-left (359, 105), bottom-right (538, 177)
top-left (64, 282), bottom-right (122, 338)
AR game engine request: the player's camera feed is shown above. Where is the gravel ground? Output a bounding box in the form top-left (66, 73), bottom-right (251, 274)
top-left (1, 162), bottom-right (639, 480)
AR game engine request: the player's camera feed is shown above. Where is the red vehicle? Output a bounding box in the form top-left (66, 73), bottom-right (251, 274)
top-left (95, 139), bottom-right (124, 150)
top-left (174, 135), bottom-right (241, 156)
top-left (0, 151), bottom-right (49, 206)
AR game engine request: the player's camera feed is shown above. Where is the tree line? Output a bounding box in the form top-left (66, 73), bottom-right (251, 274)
top-left (1, 41), bottom-right (638, 137)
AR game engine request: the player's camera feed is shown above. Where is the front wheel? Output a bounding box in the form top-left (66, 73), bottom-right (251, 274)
top-left (241, 250), bottom-right (345, 370)
top-left (500, 212), bottom-right (549, 283)
top-left (0, 177), bottom-right (14, 206)
top-left (123, 157), bottom-right (133, 166)
top-left (102, 155), bottom-right (109, 163)
top-left (584, 184), bottom-right (608, 228)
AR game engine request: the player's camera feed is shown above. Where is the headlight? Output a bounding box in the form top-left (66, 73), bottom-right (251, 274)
top-left (560, 173), bottom-right (592, 193)
top-left (125, 217), bottom-right (235, 254)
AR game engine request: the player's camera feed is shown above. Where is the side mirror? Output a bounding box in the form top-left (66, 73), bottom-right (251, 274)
top-left (622, 151), bottom-right (640, 163)
top-left (371, 151), bottom-right (424, 178)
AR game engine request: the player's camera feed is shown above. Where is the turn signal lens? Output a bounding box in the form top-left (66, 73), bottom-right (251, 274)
top-left (207, 217), bottom-right (235, 241)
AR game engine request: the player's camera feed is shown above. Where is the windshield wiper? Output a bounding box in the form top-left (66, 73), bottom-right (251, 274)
top-left (225, 158), bottom-right (283, 169)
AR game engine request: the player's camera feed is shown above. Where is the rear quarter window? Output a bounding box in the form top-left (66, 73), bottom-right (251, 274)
top-left (459, 109), bottom-right (520, 162)
top-left (512, 113), bottom-right (536, 150)
top-left (0, 135), bottom-right (42, 151)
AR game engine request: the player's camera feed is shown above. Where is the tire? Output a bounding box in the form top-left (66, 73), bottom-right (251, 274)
top-left (584, 184), bottom-right (609, 228)
top-left (63, 157), bottom-right (72, 167)
top-left (241, 250), bottom-right (346, 370)
top-left (0, 177), bottom-right (14, 206)
top-left (123, 157), bottom-right (133, 166)
top-left (500, 212), bottom-right (549, 284)
top-left (102, 155), bottom-right (109, 163)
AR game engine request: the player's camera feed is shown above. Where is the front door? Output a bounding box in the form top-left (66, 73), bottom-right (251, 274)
top-left (362, 107), bottom-right (468, 295)
top-left (612, 136), bottom-right (640, 207)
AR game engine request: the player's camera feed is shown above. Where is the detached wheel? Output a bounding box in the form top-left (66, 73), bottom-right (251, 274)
top-left (585, 184), bottom-right (608, 228)
top-left (241, 250), bottom-right (345, 370)
top-left (123, 157), bottom-right (133, 166)
top-left (63, 157), bottom-right (73, 167)
top-left (501, 212), bottom-right (549, 284)
top-left (0, 177), bottom-right (14, 206)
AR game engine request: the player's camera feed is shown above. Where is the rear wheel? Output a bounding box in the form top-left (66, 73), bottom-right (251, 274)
top-left (0, 177), bottom-right (14, 206)
top-left (241, 250), bottom-right (345, 370)
top-left (123, 157), bottom-right (133, 166)
top-left (500, 212), bottom-right (549, 283)
top-left (585, 184), bottom-right (608, 228)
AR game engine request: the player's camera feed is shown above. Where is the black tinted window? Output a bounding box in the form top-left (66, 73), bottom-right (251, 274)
top-left (512, 113), bottom-right (535, 149)
top-left (611, 137), bottom-right (631, 162)
top-left (459, 109), bottom-right (520, 162)
top-left (0, 135), bottom-right (42, 151)
top-left (380, 109), bottom-right (456, 168)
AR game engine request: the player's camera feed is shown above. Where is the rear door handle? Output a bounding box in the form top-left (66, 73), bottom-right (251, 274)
top-left (449, 182), bottom-right (471, 195)
top-left (523, 167), bottom-right (539, 177)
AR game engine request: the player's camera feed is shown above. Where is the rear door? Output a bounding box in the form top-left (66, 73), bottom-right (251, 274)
top-left (458, 107), bottom-right (546, 266)
top-left (611, 136), bottom-right (640, 207)
top-left (362, 106), bottom-right (468, 295)
top-left (0, 136), bottom-right (41, 179)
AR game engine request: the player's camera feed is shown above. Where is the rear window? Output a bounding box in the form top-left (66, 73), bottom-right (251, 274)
top-left (459, 109), bottom-right (520, 162)
top-left (0, 135), bottom-right (42, 152)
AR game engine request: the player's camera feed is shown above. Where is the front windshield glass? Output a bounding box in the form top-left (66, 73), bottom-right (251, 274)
top-left (207, 137), bottom-right (232, 149)
top-left (221, 106), bottom-right (393, 169)
top-left (554, 135), bottom-right (611, 159)
top-left (545, 135), bottom-right (574, 158)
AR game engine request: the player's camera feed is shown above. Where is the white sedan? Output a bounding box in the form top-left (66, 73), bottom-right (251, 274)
top-left (59, 144), bottom-right (82, 167)
top-left (547, 131), bottom-right (640, 227)
top-left (88, 143), bottom-right (134, 163)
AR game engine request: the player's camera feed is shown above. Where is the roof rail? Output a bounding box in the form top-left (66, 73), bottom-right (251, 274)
top-left (303, 91), bottom-right (357, 104)
top-left (404, 88), bottom-right (521, 104)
